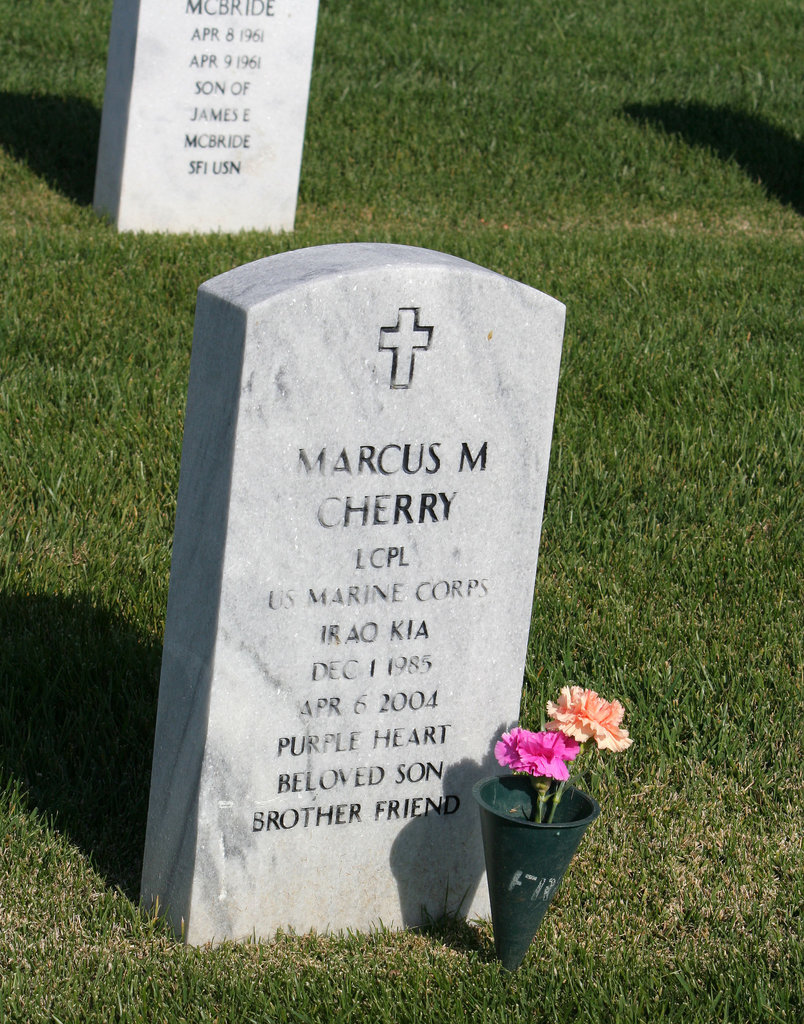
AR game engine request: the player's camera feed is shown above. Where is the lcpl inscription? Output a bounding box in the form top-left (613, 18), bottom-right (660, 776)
top-left (252, 438), bottom-right (489, 834)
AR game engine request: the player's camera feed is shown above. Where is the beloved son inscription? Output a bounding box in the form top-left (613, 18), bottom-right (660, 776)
top-left (141, 244), bottom-right (565, 942)
top-left (94, 0), bottom-right (318, 232)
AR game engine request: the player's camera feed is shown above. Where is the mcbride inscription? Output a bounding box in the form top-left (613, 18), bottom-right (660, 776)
top-left (184, 3), bottom-right (274, 174)
top-left (95, 0), bottom-right (319, 232)
top-left (141, 244), bottom-right (565, 943)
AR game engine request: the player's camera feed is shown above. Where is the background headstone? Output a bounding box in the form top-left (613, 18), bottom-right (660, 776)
top-left (141, 243), bottom-right (565, 943)
top-left (94, 0), bottom-right (319, 233)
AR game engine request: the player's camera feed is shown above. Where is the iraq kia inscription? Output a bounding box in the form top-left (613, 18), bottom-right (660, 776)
top-left (141, 244), bottom-right (565, 943)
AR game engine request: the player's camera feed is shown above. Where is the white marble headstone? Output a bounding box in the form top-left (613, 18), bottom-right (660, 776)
top-left (141, 243), bottom-right (565, 943)
top-left (94, 0), bottom-right (318, 233)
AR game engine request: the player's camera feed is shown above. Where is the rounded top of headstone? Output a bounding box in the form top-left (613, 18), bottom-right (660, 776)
top-left (199, 243), bottom-right (557, 314)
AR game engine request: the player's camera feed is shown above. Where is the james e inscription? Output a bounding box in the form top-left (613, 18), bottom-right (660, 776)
top-left (141, 244), bottom-right (565, 943)
top-left (94, 0), bottom-right (318, 232)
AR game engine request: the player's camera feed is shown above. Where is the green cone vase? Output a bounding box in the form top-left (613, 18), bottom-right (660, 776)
top-left (473, 775), bottom-right (600, 971)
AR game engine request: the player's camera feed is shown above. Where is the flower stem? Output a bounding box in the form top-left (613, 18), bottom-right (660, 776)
top-left (545, 781), bottom-right (566, 823)
top-left (530, 777), bottom-right (552, 822)
top-left (546, 745), bottom-right (586, 823)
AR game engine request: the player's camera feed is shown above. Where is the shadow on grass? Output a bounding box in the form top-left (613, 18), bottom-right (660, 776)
top-left (419, 912), bottom-right (497, 964)
top-left (0, 91), bottom-right (101, 205)
top-left (0, 591), bottom-right (160, 896)
top-left (623, 101), bottom-right (804, 214)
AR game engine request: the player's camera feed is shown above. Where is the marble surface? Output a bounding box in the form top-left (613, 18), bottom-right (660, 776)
top-left (141, 244), bottom-right (565, 943)
top-left (94, 0), bottom-right (318, 232)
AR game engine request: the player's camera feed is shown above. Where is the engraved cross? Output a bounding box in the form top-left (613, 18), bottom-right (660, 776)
top-left (378, 308), bottom-right (433, 389)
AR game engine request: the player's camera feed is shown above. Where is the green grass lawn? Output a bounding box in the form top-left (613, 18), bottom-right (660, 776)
top-left (0, 0), bottom-right (801, 1021)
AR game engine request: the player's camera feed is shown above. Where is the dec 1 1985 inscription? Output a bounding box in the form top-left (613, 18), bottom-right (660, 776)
top-left (253, 433), bottom-right (491, 837)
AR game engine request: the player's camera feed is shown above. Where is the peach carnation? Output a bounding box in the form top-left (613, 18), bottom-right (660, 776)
top-left (546, 685), bottom-right (633, 752)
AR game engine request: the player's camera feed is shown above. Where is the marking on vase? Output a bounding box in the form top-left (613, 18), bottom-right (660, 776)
top-left (507, 872), bottom-right (559, 901)
top-left (539, 877), bottom-right (557, 901)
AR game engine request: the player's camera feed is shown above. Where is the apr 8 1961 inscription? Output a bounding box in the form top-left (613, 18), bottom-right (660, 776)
top-left (94, 0), bottom-right (319, 232)
top-left (141, 244), bottom-right (565, 943)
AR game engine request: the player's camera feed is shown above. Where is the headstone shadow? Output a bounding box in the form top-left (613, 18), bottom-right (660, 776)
top-left (0, 91), bottom-right (100, 205)
top-left (389, 726), bottom-right (506, 931)
top-left (0, 591), bottom-right (160, 896)
top-left (622, 101), bottom-right (804, 214)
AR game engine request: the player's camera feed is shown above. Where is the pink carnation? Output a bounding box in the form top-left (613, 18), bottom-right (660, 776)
top-left (494, 727), bottom-right (529, 772)
top-left (495, 727), bottom-right (580, 781)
